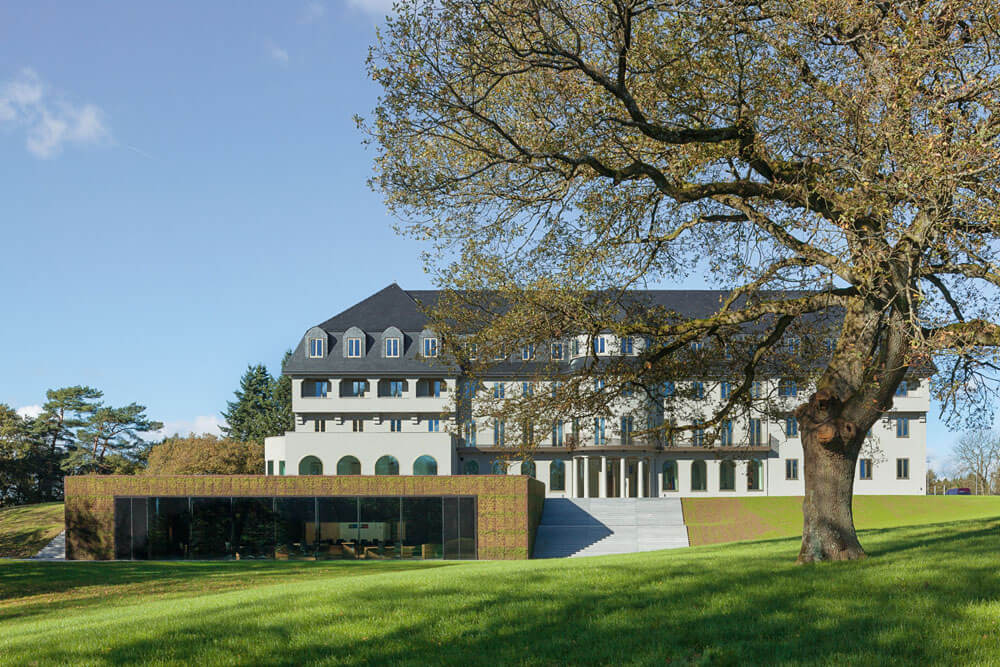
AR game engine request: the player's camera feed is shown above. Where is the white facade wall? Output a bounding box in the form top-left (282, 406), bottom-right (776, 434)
top-left (273, 331), bottom-right (928, 497)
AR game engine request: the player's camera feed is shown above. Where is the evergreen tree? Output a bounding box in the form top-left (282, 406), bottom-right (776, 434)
top-left (30, 386), bottom-right (103, 498)
top-left (221, 364), bottom-right (281, 442)
top-left (0, 405), bottom-right (49, 506)
top-left (65, 403), bottom-right (162, 475)
top-left (272, 350), bottom-right (295, 435)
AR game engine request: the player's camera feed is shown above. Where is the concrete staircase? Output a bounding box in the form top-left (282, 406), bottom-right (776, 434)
top-left (32, 530), bottom-right (66, 560)
top-left (532, 498), bottom-right (689, 558)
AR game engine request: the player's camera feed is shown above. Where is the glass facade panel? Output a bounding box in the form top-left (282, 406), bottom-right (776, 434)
top-left (148, 497), bottom-right (189, 559)
top-left (276, 497), bottom-right (317, 558)
top-left (112, 495), bottom-right (476, 561)
top-left (719, 461), bottom-right (736, 491)
top-left (691, 461), bottom-right (707, 491)
top-left (401, 497), bottom-right (442, 559)
top-left (190, 498), bottom-right (234, 559)
top-left (360, 497), bottom-right (401, 559)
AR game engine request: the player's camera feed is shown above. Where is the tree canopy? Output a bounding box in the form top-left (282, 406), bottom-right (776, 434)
top-left (146, 434), bottom-right (263, 475)
top-left (221, 361), bottom-right (292, 443)
top-left (367, 0), bottom-right (1000, 561)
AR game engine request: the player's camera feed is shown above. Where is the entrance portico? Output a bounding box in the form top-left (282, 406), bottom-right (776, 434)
top-left (570, 454), bottom-right (653, 498)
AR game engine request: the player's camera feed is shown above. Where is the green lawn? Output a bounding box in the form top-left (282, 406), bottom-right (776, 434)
top-left (682, 495), bottom-right (1000, 545)
top-left (3, 517), bottom-right (1000, 665)
top-left (0, 503), bottom-right (64, 558)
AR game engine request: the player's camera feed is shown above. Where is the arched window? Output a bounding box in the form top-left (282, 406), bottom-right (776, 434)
top-left (491, 460), bottom-right (507, 475)
top-left (520, 460), bottom-right (536, 478)
top-left (298, 456), bottom-right (323, 476)
top-left (549, 460), bottom-right (566, 491)
top-left (413, 455), bottom-right (438, 476)
top-left (463, 460), bottom-right (479, 475)
top-left (375, 455), bottom-right (399, 475)
top-left (336, 455), bottom-right (361, 475)
top-left (720, 460), bottom-right (736, 491)
top-left (691, 460), bottom-right (707, 491)
top-left (662, 461), bottom-right (677, 492)
top-left (747, 458), bottom-right (763, 491)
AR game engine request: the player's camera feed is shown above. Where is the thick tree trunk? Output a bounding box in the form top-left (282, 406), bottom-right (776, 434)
top-left (795, 389), bottom-right (867, 563)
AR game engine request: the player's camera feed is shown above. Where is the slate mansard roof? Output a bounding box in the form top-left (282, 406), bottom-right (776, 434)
top-left (282, 283), bottom-right (840, 378)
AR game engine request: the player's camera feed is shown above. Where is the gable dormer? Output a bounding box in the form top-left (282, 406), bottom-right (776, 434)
top-left (343, 326), bottom-right (366, 358)
top-left (419, 328), bottom-right (439, 358)
top-left (382, 326), bottom-right (403, 358)
top-left (304, 327), bottom-right (328, 359)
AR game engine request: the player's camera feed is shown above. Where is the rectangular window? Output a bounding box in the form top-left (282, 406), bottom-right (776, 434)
top-left (594, 417), bottom-right (606, 445)
top-left (308, 337), bottom-right (324, 358)
top-left (594, 379), bottom-right (605, 391)
top-left (778, 379), bottom-right (798, 397)
top-left (464, 420), bottom-right (476, 446)
top-left (267, 460), bottom-right (274, 475)
top-left (896, 458), bottom-right (910, 479)
top-left (521, 344), bottom-right (534, 360)
top-left (824, 338), bottom-right (836, 353)
top-left (720, 420), bottom-right (733, 447)
top-left (346, 337), bottom-right (363, 358)
top-left (749, 418), bottom-right (763, 446)
top-left (786, 337), bottom-right (800, 353)
top-left (786, 458), bottom-right (799, 480)
top-left (621, 336), bottom-right (634, 355)
top-left (352, 418), bottom-right (363, 432)
top-left (494, 419), bottom-right (505, 446)
top-left (724, 345), bottom-right (733, 360)
top-left (692, 422), bottom-right (705, 447)
top-left (859, 458), bottom-right (873, 480)
top-left (690, 340), bottom-right (703, 352)
top-left (389, 380), bottom-right (404, 397)
top-left (571, 339), bottom-right (580, 356)
top-left (303, 380), bottom-right (329, 398)
top-left (896, 417), bottom-right (910, 438)
top-left (620, 416), bottom-right (634, 444)
top-left (895, 381), bottom-right (908, 397)
top-left (427, 419), bottom-right (440, 433)
top-left (593, 336), bottom-right (606, 354)
top-left (278, 460), bottom-right (285, 475)
top-left (550, 342), bottom-right (563, 360)
top-left (692, 381), bottom-right (705, 399)
top-left (384, 337), bottom-right (400, 358)
top-left (390, 419), bottom-right (402, 432)
top-left (522, 381), bottom-right (533, 397)
top-left (466, 342), bottom-right (478, 360)
top-left (314, 419), bottom-right (325, 433)
top-left (423, 337), bottom-right (438, 357)
top-left (662, 381), bottom-right (675, 398)
top-left (348, 380), bottom-right (367, 397)
top-left (751, 381), bottom-right (763, 399)
top-left (720, 381), bottom-right (731, 399)
top-left (785, 416), bottom-right (799, 437)
top-left (493, 382), bottom-right (505, 399)
top-left (428, 380), bottom-right (442, 398)
top-left (552, 421), bottom-right (564, 446)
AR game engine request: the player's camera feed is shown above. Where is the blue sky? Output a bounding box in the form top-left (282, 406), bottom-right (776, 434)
top-left (0, 1), bottom-right (966, 472)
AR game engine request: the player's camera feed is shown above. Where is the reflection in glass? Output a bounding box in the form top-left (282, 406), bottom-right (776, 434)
top-left (401, 497), bottom-right (442, 559)
top-left (148, 497), bottom-right (189, 559)
top-left (360, 497), bottom-right (401, 559)
top-left (318, 497), bottom-right (360, 558)
top-left (114, 498), bottom-right (131, 560)
top-left (232, 498), bottom-right (276, 558)
top-left (276, 497), bottom-right (316, 559)
top-left (191, 498), bottom-right (233, 558)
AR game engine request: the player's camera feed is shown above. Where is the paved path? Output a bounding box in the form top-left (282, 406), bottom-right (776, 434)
top-left (32, 530), bottom-right (66, 560)
top-left (532, 498), bottom-right (689, 558)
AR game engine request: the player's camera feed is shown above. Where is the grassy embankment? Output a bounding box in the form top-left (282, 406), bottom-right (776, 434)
top-left (2, 498), bottom-right (1000, 664)
top-left (682, 495), bottom-right (1000, 545)
top-left (0, 502), bottom-right (64, 558)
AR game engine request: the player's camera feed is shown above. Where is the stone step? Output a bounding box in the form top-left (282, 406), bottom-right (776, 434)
top-left (32, 530), bottom-right (66, 560)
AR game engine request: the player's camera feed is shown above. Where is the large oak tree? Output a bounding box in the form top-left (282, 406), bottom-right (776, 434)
top-left (366, 0), bottom-right (1000, 561)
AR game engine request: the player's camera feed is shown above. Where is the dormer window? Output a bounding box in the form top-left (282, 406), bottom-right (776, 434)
top-left (621, 337), bottom-right (634, 355)
top-left (786, 337), bottom-right (801, 354)
top-left (385, 337), bottom-right (400, 358)
top-left (550, 342), bottom-right (563, 360)
top-left (521, 344), bottom-right (534, 360)
top-left (308, 338), bottom-right (325, 358)
top-left (423, 337), bottom-right (438, 357)
top-left (691, 341), bottom-right (703, 352)
top-left (346, 337), bottom-right (363, 358)
top-left (466, 342), bottom-right (478, 360)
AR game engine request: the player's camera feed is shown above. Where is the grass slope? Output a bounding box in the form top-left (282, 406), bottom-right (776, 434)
top-left (683, 495), bottom-right (1000, 546)
top-left (3, 518), bottom-right (1000, 665)
top-left (0, 503), bottom-right (64, 558)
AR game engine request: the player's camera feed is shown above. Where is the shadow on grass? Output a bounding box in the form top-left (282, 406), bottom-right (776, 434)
top-left (3, 518), bottom-right (1000, 665)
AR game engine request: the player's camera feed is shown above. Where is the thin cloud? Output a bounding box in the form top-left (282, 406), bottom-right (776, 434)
top-left (346, 0), bottom-right (395, 16)
top-left (266, 41), bottom-right (290, 66)
top-left (0, 68), bottom-right (110, 159)
top-left (300, 1), bottom-right (326, 23)
top-left (149, 415), bottom-right (226, 440)
top-left (16, 405), bottom-right (43, 419)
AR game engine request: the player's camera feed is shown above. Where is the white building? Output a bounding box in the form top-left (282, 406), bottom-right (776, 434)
top-left (265, 284), bottom-right (927, 497)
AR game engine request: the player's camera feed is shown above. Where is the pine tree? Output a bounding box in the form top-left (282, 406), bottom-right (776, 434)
top-left (271, 350), bottom-right (295, 435)
top-left (30, 386), bottom-right (103, 497)
top-left (221, 364), bottom-right (281, 442)
top-left (65, 403), bottom-right (162, 475)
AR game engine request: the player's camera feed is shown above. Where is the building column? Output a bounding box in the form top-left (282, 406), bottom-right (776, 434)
top-left (639, 458), bottom-right (647, 497)
top-left (619, 456), bottom-right (627, 499)
top-left (568, 457), bottom-right (576, 498)
top-left (585, 458), bottom-right (593, 498)
top-left (599, 456), bottom-right (608, 498)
